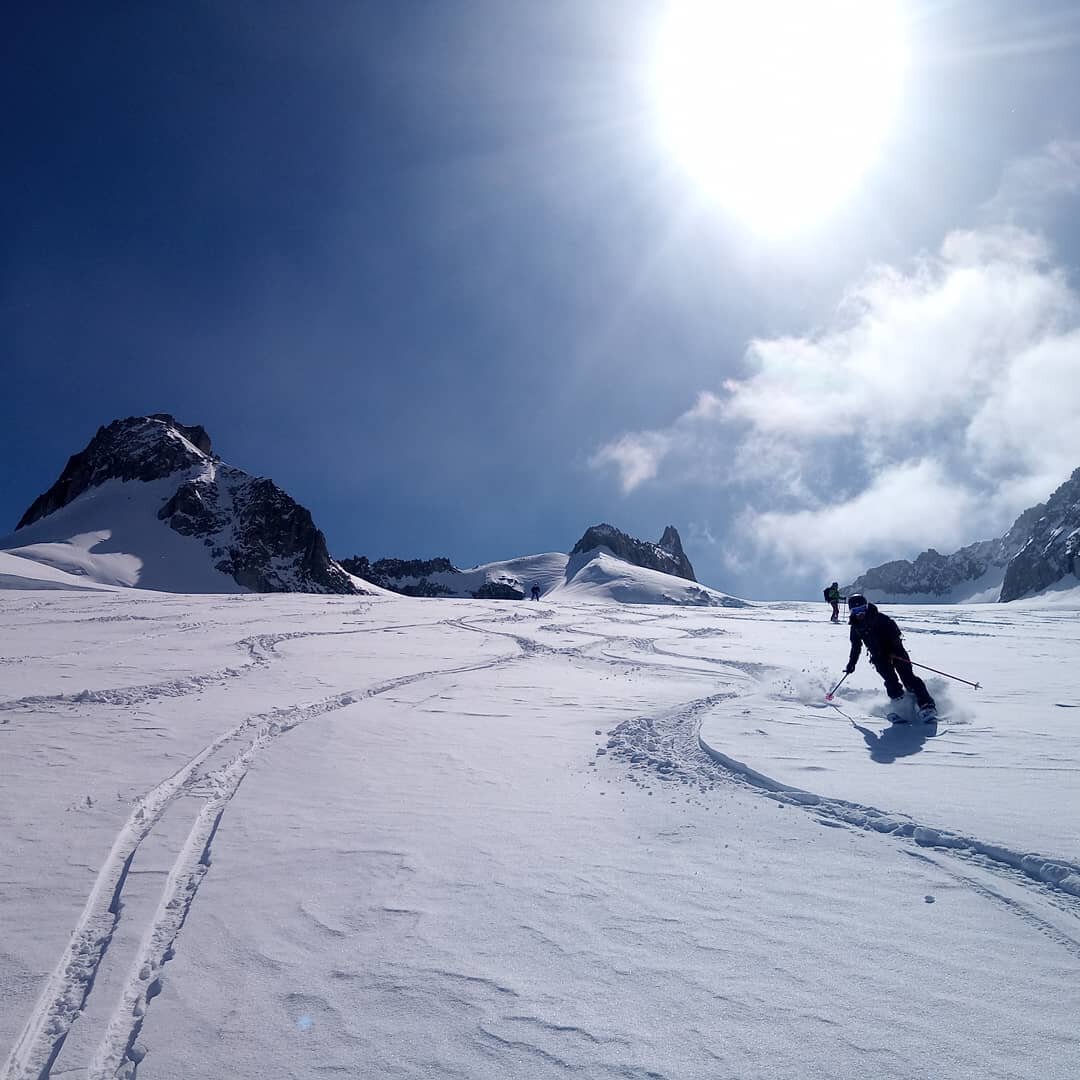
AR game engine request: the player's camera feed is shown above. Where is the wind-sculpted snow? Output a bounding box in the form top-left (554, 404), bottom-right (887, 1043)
top-left (2, 591), bottom-right (1078, 1078)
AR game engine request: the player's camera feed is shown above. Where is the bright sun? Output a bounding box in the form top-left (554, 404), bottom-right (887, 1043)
top-left (654, 0), bottom-right (908, 234)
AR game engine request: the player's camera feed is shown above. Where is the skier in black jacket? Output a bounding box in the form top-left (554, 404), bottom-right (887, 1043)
top-left (844, 594), bottom-right (936, 720)
top-left (824, 582), bottom-right (841, 622)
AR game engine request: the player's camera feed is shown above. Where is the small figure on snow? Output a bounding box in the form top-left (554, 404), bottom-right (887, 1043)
top-left (824, 582), bottom-right (841, 622)
top-left (844, 594), bottom-right (937, 721)
top-left (530, 583), bottom-right (541, 601)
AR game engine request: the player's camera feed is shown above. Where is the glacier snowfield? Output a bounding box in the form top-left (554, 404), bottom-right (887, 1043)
top-left (2, 589), bottom-right (1078, 1079)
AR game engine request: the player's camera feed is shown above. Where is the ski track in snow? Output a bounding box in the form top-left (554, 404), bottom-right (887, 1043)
top-left (595, 655), bottom-right (1080, 938)
top-left (0, 621), bottom-right (459, 722)
top-left (449, 609), bottom-right (1080, 924)
top-left (5, 598), bottom-right (1080, 1078)
top-left (1, 627), bottom-right (523, 1080)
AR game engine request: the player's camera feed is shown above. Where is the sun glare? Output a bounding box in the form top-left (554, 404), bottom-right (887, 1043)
top-left (654, 0), bottom-right (908, 234)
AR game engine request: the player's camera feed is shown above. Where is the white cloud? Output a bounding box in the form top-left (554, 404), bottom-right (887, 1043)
top-left (590, 209), bottom-right (1080, 582)
top-left (588, 391), bottom-right (722, 494)
top-left (742, 460), bottom-right (988, 583)
top-left (589, 431), bottom-right (671, 493)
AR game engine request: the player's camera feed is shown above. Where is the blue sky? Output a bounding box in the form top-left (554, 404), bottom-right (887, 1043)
top-left (4, 1), bottom-right (1080, 600)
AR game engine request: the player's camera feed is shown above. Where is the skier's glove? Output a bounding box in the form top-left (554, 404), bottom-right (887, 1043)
top-left (844, 663), bottom-right (856, 675)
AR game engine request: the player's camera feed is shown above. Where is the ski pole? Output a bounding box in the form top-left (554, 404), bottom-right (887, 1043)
top-left (890, 655), bottom-right (981, 689)
top-left (825, 672), bottom-right (850, 701)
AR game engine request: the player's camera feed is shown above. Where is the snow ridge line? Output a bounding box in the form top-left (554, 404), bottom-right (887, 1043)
top-left (2, 651), bottom-right (520, 1080)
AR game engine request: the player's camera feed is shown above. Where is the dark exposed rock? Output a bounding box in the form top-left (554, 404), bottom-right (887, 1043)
top-left (339, 556), bottom-right (458, 595)
top-left (471, 581), bottom-right (525, 600)
top-left (17, 414), bottom-right (212, 530)
top-left (1000, 467), bottom-right (1080, 601)
top-left (367, 557), bottom-right (458, 580)
top-left (395, 580), bottom-right (455, 598)
top-left (571, 523), bottom-right (697, 582)
top-left (161, 474), bottom-right (355, 594)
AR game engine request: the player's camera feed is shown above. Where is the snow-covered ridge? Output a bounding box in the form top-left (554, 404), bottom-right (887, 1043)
top-left (339, 524), bottom-right (739, 607)
top-left (343, 548), bottom-right (745, 607)
top-left (570, 523), bottom-right (697, 582)
top-left (7, 415), bottom-right (735, 605)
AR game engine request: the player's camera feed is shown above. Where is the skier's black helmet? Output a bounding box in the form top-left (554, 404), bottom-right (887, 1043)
top-left (847, 593), bottom-right (868, 616)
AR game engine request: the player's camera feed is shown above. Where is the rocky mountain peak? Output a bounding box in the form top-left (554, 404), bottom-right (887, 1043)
top-left (571, 523), bottom-right (697, 582)
top-left (17, 414), bottom-right (214, 530)
top-left (999, 466), bottom-right (1080, 601)
top-left (15, 414), bottom-right (358, 594)
top-left (658, 525), bottom-right (686, 559)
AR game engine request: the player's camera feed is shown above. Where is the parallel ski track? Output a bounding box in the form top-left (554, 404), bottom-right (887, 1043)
top-left (1, 641), bottom-right (521, 1080)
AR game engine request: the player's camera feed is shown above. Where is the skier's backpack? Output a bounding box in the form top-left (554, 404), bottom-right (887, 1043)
top-left (823, 587), bottom-right (830, 601)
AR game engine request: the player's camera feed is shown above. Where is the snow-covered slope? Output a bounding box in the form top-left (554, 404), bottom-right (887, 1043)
top-left (1, 589), bottom-right (1077, 1079)
top-left (2, 477), bottom-right (255, 593)
top-left (554, 549), bottom-right (744, 606)
top-left (0, 549), bottom-right (123, 592)
top-left (2, 415), bottom-right (361, 595)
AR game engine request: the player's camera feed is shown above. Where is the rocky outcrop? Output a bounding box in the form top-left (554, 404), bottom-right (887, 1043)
top-left (1000, 467), bottom-right (1080, 601)
top-left (339, 556), bottom-right (457, 596)
top-left (471, 581), bottom-right (525, 600)
top-left (162, 472), bottom-right (355, 594)
top-left (846, 467), bottom-right (1080, 602)
top-left (17, 414), bottom-right (357, 594)
top-left (17, 414), bottom-right (212, 529)
top-left (571, 524), bottom-right (697, 582)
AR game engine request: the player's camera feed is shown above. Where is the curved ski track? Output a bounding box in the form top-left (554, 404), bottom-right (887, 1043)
top-left (593, 645), bottom-right (1080, 949)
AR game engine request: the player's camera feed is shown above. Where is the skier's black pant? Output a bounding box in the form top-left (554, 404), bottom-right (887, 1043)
top-left (872, 645), bottom-right (934, 708)
top-left (830, 601), bottom-right (839, 620)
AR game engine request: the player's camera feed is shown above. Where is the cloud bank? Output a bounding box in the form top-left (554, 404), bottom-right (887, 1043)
top-left (591, 221), bottom-right (1080, 584)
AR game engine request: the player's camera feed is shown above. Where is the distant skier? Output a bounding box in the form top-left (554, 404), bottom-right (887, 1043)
top-left (824, 582), bottom-right (841, 622)
top-left (530, 583), bottom-right (541, 601)
top-left (844, 594), bottom-right (937, 721)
